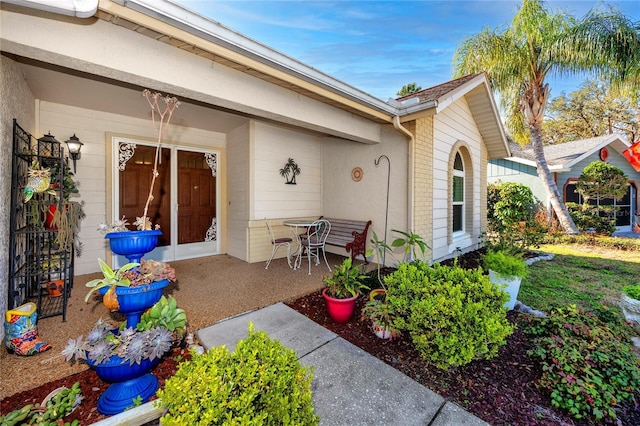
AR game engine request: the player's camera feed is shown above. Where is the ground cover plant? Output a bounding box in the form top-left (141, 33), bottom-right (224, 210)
top-left (523, 305), bottom-right (639, 422)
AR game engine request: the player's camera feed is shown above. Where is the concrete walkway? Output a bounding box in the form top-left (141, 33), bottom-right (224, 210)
top-left (197, 303), bottom-right (489, 426)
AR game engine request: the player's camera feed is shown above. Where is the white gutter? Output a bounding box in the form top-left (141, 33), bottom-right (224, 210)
top-left (393, 116), bottom-right (415, 232)
top-left (1, 0), bottom-right (98, 17)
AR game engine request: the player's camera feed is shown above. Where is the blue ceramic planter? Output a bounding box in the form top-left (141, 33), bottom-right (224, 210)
top-left (98, 279), bottom-right (170, 328)
top-left (106, 230), bottom-right (162, 264)
top-left (91, 281), bottom-right (170, 415)
top-left (87, 355), bottom-right (162, 415)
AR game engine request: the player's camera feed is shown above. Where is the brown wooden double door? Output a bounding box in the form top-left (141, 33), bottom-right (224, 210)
top-left (118, 143), bottom-right (217, 258)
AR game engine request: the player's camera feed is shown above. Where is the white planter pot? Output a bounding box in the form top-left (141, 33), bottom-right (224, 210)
top-left (489, 270), bottom-right (522, 311)
top-left (621, 294), bottom-right (640, 330)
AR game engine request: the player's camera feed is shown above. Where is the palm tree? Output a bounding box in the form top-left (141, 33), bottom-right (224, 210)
top-left (397, 83), bottom-right (422, 97)
top-left (453, 0), bottom-right (639, 234)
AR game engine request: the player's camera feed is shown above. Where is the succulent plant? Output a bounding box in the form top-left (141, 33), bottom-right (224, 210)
top-left (63, 294), bottom-right (185, 367)
top-left (138, 295), bottom-right (187, 335)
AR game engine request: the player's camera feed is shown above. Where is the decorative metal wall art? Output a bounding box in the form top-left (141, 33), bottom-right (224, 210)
top-left (279, 158), bottom-right (301, 184)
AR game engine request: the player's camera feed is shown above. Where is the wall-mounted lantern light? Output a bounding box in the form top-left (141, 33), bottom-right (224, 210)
top-left (65, 134), bottom-right (84, 173)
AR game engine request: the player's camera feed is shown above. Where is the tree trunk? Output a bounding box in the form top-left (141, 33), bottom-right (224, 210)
top-left (523, 81), bottom-right (580, 235)
top-left (530, 124), bottom-right (580, 234)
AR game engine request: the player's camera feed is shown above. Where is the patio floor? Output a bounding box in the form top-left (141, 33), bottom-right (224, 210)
top-left (0, 253), bottom-right (346, 400)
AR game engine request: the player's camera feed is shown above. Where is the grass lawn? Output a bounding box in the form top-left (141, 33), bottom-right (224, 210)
top-left (519, 243), bottom-right (640, 316)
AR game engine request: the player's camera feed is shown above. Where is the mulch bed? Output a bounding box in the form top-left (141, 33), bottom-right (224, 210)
top-left (0, 346), bottom-right (190, 424)
top-left (3, 249), bottom-right (639, 425)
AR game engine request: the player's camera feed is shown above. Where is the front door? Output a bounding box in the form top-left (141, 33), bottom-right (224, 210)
top-left (113, 138), bottom-right (219, 265)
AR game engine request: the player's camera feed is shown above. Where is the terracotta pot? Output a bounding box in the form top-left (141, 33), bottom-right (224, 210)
top-left (102, 286), bottom-right (120, 311)
top-left (369, 288), bottom-right (387, 302)
top-left (322, 288), bottom-right (358, 323)
top-left (45, 280), bottom-right (64, 297)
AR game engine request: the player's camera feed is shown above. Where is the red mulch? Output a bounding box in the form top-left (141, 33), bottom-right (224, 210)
top-left (3, 250), bottom-right (639, 425)
top-left (283, 250), bottom-right (640, 426)
top-left (0, 346), bottom-right (190, 424)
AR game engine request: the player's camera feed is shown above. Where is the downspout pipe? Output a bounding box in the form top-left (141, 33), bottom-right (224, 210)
top-left (392, 116), bottom-right (415, 233)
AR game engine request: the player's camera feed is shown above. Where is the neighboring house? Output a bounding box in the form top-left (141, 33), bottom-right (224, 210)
top-left (1, 0), bottom-right (509, 325)
top-left (488, 134), bottom-right (638, 231)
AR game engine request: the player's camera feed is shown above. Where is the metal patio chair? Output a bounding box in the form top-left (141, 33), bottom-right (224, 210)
top-left (265, 220), bottom-right (292, 269)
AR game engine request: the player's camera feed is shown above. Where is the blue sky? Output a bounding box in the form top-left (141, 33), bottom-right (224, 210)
top-left (173, 0), bottom-right (640, 101)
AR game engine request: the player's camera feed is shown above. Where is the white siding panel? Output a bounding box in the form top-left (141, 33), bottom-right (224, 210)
top-left (431, 98), bottom-right (485, 261)
top-left (227, 123), bottom-right (250, 260)
top-left (38, 101), bottom-right (227, 274)
top-left (253, 122), bottom-right (323, 220)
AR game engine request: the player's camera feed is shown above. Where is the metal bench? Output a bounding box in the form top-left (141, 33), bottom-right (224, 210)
top-left (321, 217), bottom-right (372, 263)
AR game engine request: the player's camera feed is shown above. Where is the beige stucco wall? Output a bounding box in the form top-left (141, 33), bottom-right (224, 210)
top-left (227, 122), bottom-right (251, 260)
top-left (0, 55), bottom-right (36, 346)
top-left (322, 125), bottom-right (409, 264)
top-left (246, 121), bottom-right (323, 263)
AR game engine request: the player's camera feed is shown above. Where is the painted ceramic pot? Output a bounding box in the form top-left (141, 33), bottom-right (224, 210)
top-left (322, 288), bottom-right (358, 324)
top-left (105, 230), bottom-right (162, 264)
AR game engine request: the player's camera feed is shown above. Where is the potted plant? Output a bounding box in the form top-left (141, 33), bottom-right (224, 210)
top-left (322, 257), bottom-right (369, 323)
top-left (390, 229), bottom-right (429, 263)
top-left (85, 258), bottom-right (176, 327)
top-left (46, 160), bottom-right (85, 254)
top-left (360, 296), bottom-right (401, 340)
top-left (482, 249), bottom-right (528, 310)
top-left (64, 290), bottom-right (185, 415)
top-left (99, 90), bottom-right (180, 263)
top-left (621, 284), bottom-right (640, 331)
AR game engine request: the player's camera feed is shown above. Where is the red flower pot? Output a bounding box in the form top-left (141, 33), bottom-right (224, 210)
top-left (322, 288), bottom-right (358, 323)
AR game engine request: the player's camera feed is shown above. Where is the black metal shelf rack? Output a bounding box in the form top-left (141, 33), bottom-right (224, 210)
top-left (9, 119), bottom-right (74, 321)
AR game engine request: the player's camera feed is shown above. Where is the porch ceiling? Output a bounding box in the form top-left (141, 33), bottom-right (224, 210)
top-left (12, 56), bottom-right (248, 134)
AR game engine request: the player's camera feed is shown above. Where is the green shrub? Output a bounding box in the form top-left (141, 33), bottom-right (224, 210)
top-left (487, 181), bottom-right (547, 251)
top-left (385, 262), bottom-right (513, 370)
top-left (157, 324), bottom-right (318, 425)
top-left (482, 249), bottom-right (528, 278)
top-left (541, 233), bottom-right (640, 251)
top-left (623, 284), bottom-right (640, 300)
top-left (523, 305), bottom-right (640, 422)
top-left (566, 202), bottom-right (616, 235)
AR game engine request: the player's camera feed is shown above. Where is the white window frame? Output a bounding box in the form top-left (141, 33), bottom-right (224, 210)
top-left (452, 152), bottom-right (465, 237)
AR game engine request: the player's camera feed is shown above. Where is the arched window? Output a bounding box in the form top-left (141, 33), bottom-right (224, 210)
top-left (452, 152), bottom-right (465, 234)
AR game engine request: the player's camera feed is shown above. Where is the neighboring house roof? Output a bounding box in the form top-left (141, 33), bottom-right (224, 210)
top-left (394, 73), bottom-right (510, 159)
top-left (395, 74), bottom-right (481, 104)
top-left (506, 134), bottom-right (632, 171)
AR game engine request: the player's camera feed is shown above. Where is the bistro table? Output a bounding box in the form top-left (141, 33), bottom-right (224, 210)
top-left (283, 219), bottom-right (318, 271)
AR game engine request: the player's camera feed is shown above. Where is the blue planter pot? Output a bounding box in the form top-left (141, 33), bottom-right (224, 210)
top-left (106, 230), bottom-right (162, 264)
top-left (98, 279), bottom-right (169, 328)
top-left (87, 355), bottom-right (162, 415)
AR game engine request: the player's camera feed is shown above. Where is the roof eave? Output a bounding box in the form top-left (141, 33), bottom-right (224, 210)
top-left (108, 0), bottom-right (402, 121)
